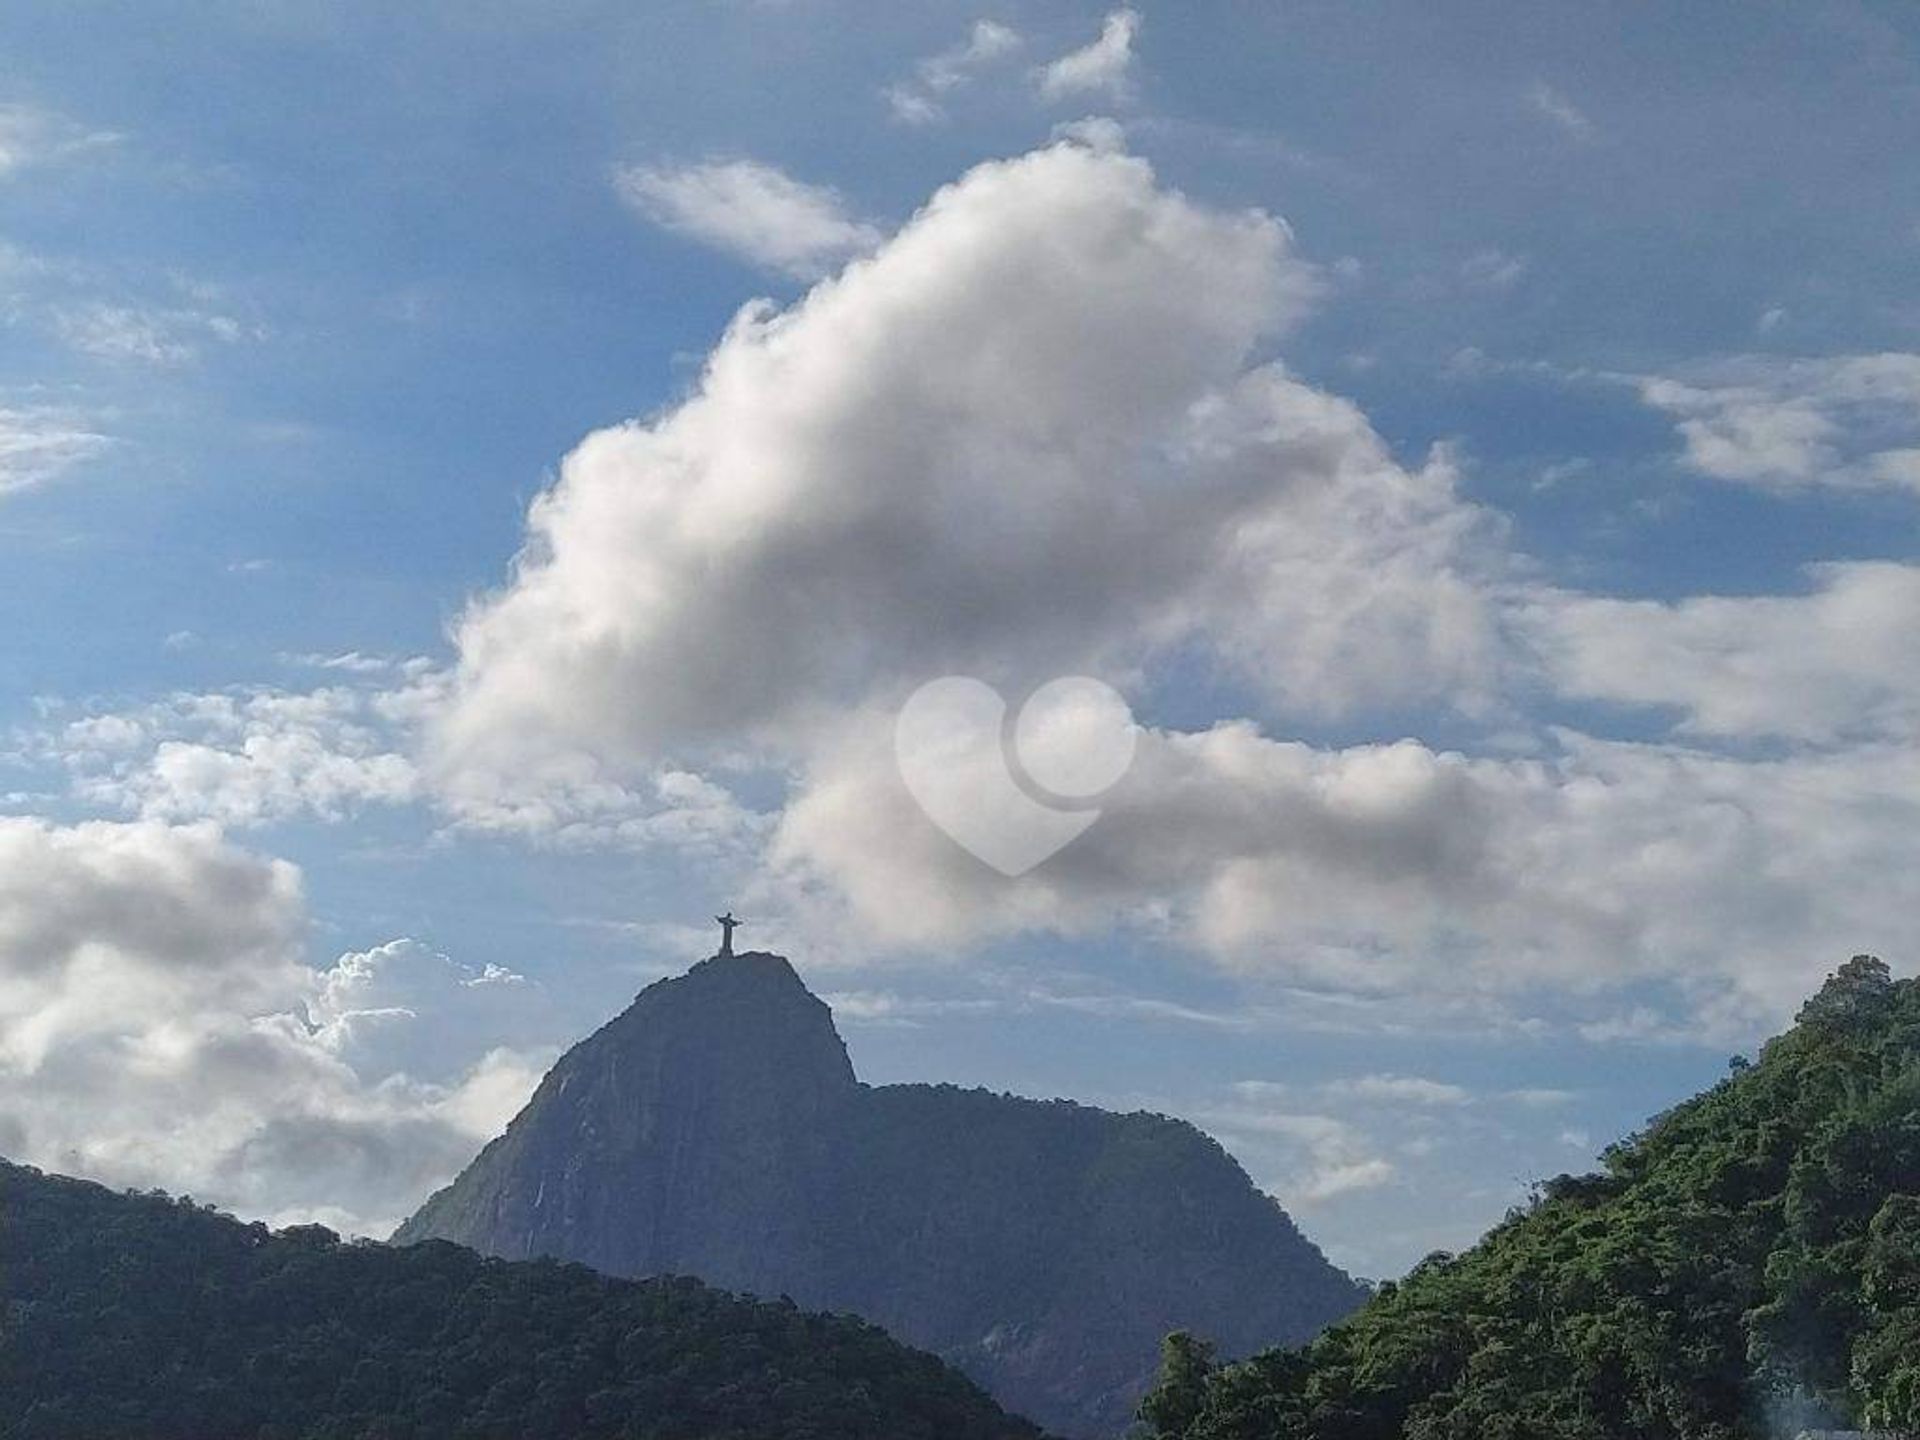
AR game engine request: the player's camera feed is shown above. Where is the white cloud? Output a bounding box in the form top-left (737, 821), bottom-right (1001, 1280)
top-left (1294, 1157), bottom-right (1397, 1203)
top-left (1325, 1074), bottom-right (1472, 1107)
top-left (431, 135), bottom-right (1920, 1036)
top-left (1638, 353), bottom-right (1920, 491)
top-left (0, 236), bottom-right (257, 371)
top-left (1460, 248), bottom-right (1527, 291)
top-left (773, 709), bottom-right (1920, 1029)
top-left (308, 938), bottom-right (557, 1090)
top-left (0, 404), bottom-right (110, 496)
top-left (0, 103), bottom-right (119, 179)
top-left (1521, 562), bottom-right (1920, 744)
top-left (50, 686), bottom-right (422, 826)
top-left (0, 817), bottom-right (301, 997)
top-left (614, 158), bottom-right (882, 280)
top-left (1037, 9), bottom-right (1141, 102)
top-left (885, 20), bottom-right (1022, 125)
top-left (882, 87), bottom-right (943, 126)
top-left (1526, 82), bottom-right (1594, 140)
top-left (281, 651), bottom-right (433, 678)
top-left (1199, 1104), bottom-right (1396, 1208)
top-left (1050, 115), bottom-right (1129, 153)
top-left (443, 138), bottom-right (1440, 807)
top-left (0, 817), bottom-right (554, 1234)
top-left (439, 755), bottom-right (772, 855)
top-left (54, 300), bottom-right (254, 366)
top-left (33, 675), bottom-right (771, 859)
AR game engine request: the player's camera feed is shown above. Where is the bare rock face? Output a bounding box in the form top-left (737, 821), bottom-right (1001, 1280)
top-left (395, 951), bottom-right (1365, 1437)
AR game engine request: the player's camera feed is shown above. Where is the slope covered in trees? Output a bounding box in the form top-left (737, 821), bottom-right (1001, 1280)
top-left (1139, 955), bottom-right (1920, 1440)
top-left (0, 1159), bottom-right (1045, 1440)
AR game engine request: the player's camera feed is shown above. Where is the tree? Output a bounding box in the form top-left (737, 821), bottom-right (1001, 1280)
top-left (1796, 954), bottom-right (1894, 1033)
top-left (1138, 1332), bottom-right (1217, 1438)
top-left (1138, 958), bottom-right (1920, 1439)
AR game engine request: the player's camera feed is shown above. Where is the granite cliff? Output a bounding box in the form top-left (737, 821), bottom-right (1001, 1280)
top-left (394, 950), bottom-right (1365, 1437)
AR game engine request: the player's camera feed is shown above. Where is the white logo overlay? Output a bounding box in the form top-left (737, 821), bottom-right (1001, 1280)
top-left (895, 676), bottom-right (1138, 877)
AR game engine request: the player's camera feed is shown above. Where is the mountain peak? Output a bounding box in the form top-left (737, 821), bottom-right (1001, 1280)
top-left (604, 947), bottom-right (856, 1094)
top-left (680, 947), bottom-right (813, 990)
top-left (399, 947), bottom-right (1363, 1437)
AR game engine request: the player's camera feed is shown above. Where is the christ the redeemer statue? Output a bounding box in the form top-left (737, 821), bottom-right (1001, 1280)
top-left (715, 911), bottom-right (744, 957)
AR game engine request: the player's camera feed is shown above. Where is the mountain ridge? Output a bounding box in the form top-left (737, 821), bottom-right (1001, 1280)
top-left (0, 1155), bottom-right (1046, 1440)
top-left (396, 948), bottom-right (1366, 1437)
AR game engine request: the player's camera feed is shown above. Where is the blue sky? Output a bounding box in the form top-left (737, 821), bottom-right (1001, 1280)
top-left (2, 1), bottom-right (1918, 1278)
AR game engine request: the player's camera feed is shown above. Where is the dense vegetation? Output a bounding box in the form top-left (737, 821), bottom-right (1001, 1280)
top-left (0, 1160), bottom-right (1044, 1440)
top-left (1139, 956), bottom-right (1920, 1440)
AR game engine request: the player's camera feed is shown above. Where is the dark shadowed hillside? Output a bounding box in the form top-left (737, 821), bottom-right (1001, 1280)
top-left (1137, 956), bottom-right (1920, 1440)
top-left (395, 950), bottom-right (1365, 1437)
top-left (0, 1157), bottom-right (1043, 1440)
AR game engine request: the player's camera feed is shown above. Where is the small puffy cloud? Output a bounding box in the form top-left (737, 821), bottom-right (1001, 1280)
top-left (34, 676), bottom-right (770, 859)
top-left (927, 20), bottom-right (1022, 86)
top-left (885, 20), bottom-right (1022, 125)
top-left (883, 87), bottom-right (943, 127)
top-left (1521, 562), bottom-right (1920, 744)
top-left (1526, 82), bottom-right (1593, 140)
top-left (0, 404), bottom-right (110, 496)
top-left (1325, 1074), bottom-right (1472, 1107)
top-left (1037, 9), bottom-right (1141, 101)
top-left (1293, 1156), bottom-right (1396, 1204)
top-left (49, 686), bottom-right (421, 827)
top-left (1638, 352), bottom-right (1920, 491)
top-left (1199, 1104), bottom-right (1395, 1208)
top-left (614, 158), bottom-right (882, 280)
top-left (309, 938), bottom-right (548, 1083)
top-left (1050, 115), bottom-right (1128, 153)
top-left (0, 817), bottom-right (554, 1234)
top-left (438, 755), bottom-right (773, 856)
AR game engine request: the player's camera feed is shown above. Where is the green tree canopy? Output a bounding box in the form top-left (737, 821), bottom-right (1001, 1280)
top-left (1140, 956), bottom-right (1920, 1440)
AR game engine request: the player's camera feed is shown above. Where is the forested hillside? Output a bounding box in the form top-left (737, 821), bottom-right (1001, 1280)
top-left (1139, 955), bottom-right (1920, 1440)
top-left (0, 1160), bottom-right (1045, 1440)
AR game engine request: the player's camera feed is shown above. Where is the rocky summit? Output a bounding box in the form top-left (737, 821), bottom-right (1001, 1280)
top-left (395, 950), bottom-right (1365, 1437)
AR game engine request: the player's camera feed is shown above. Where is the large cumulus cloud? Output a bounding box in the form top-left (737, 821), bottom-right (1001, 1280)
top-left (776, 715), bottom-right (1920, 1022)
top-left (0, 818), bottom-right (554, 1233)
top-left (421, 134), bottom-right (1920, 1032)
top-left (436, 137), bottom-right (1499, 794)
